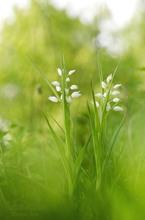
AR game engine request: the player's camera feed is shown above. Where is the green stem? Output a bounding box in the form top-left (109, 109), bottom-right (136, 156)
top-left (0, 144), bottom-right (8, 184)
top-left (61, 57), bottom-right (73, 198)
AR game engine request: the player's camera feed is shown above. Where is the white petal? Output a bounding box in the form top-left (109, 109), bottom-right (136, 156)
top-left (65, 88), bottom-right (69, 94)
top-left (56, 86), bottom-right (61, 92)
top-left (113, 97), bottom-right (120, 103)
top-left (112, 90), bottom-right (120, 95)
top-left (66, 96), bottom-right (71, 103)
top-left (91, 100), bottom-right (99, 108)
top-left (95, 93), bottom-right (103, 98)
top-left (70, 85), bottom-right (78, 90)
top-left (113, 106), bottom-right (123, 111)
top-left (106, 102), bottom-right (111, 111)
top-left (102, 81), bottom-right (107, 89)
top-left (114, 84), bottom-right (121, 89)
top-left (103, 92), bottom-right (107, 98)
top-left (48, 96), bottom-right (58, 103)
top-left (66, 77), bottom-right (70, 82)
top-left (71, 91), bottom-right (81, 98)
top-left (95, 101), bottom-right (99, 108)
top-left (106, 74), bottom-right (112, 83)
top-left (57, 68), bottom-right (62, 76)
top-left (68, 70), bottom-right (75, 75)
top-left (51, 81), bottom-right (60, 86)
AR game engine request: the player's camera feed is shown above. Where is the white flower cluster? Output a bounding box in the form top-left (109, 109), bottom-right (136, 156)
top-left (94, 74), bottom-right (123, 112)
top-left (48, 68), bottom-right (81, 103)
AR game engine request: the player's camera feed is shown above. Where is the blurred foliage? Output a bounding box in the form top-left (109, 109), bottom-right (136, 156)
top-left (0, 0), bottom-right (144, 125)
top-left (0, 0), bottom-right (100, 129)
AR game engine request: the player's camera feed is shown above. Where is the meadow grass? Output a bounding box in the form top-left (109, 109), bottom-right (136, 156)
top-left (1, 57), bottom-right (145, 220)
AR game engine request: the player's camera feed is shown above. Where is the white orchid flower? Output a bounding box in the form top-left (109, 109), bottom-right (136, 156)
top-left (112, 90), bottom-right (120, 95)
top-left (113, 98), bottom-right (120, 103)
top-left (114, 84), bottom-right (121, 89)
top-left (66, 96), bottom-right (72, 103)
top-left (66, 77), bottom-right (70, 82)
top-left (56, 86), bottom-right (61, 92)
top-left (70, 85), bottom-right (78, 90)
top-left (68, 70), bottom-right (75, 75)
top-left (106, 102), bottom-right (111, 111)
top-left (102, 81), bottom-right (107, 89)
top-left (48, 96), bottom-right (58, 103)
top-left (95, 93), bottom-right (103, 98)
top-left (95, 101), bottom-right (99, 108)
top-left (51, 81), bottom-right (60, 86)
top-left (71, 91), bottom-right (81, 98)
top-left (113, 106), bottom-right (123, 111)
top-left (57, 68), bottom-right (62, 76)
top-left (65, 88), bottom-right (69, 94)
top-left (106, 74), bottom-right (112, 83)
top-left (103, 92), bottom-right (107, 98)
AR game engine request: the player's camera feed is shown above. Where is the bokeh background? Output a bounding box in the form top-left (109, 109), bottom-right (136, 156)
top-left (1, 0), bottom-right (145, 219)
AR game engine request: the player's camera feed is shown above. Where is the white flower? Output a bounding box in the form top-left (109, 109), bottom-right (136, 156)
top-left (106, 102), bottom-right (111, 111)
top-left (106, 74), bottom-right (112, 83)
top-left (102, 81), bottom-right (107, 89)
top-left (91, 100), bottom-right (99, 108)
top-left (71, 91), bottom-right (81, 98)
top-left (66, 96), bottom-right (71, 103)
top-left (56, 86), bottom-right (61, 92)
top-left (51, 81), bottom-right (60, 86)
top-left (48, 96), bottom-right (58, 102)
top-left (68, 70), bottom-right (75, 75)
top-left (103, 92), bottom-right (107, 98)
top-left (112, 90), bottom-right (120, 95)
top-left (95, 93), bottom-right (103, 98)
top-left (66, 77), bottom-right (70, 82)
top-left (95, 101), bottom-right (99, 108)
top-left (113, 106), bottom-right (123, 111)
top-left (65, 88), bottom-right (69, 94)
top-left (70, 85), bottom-right (78, 90)
top-left (93, 73), bottom-right (124, 114)
top-left (49, 67), bottom-right (81, 104)
top-left (113, 97), bottom-right (120, 103)
top-left (57, 68), bottom-right (62, 76)
top-left (114, 84), bottom-right (121, 89)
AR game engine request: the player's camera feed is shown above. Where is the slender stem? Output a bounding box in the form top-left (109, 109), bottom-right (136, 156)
top-left (61, 57), bottom-right (73, 198)
top-left (0, 144), bottom-right (8, 184)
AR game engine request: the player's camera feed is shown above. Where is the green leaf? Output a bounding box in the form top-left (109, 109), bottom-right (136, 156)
top-left (27, 54), bottom-right (60, 101)
top-left (42, 111), bottom-right (73, 193)
top-left (104, 114), bottom-right (126, 171)
top-left (50, 116), bottom-right (65, 134)
top-left (73, 134), bottom-right (91, 187)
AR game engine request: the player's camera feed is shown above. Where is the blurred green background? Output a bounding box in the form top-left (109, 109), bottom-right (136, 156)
top-left (1, 0), bottom-right (145, 219)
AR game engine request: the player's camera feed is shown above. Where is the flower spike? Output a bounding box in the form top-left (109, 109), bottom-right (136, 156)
top-left (92, 72), bottom-right (124, 113)
top-left (48, 68), bottom-right (81, 104)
